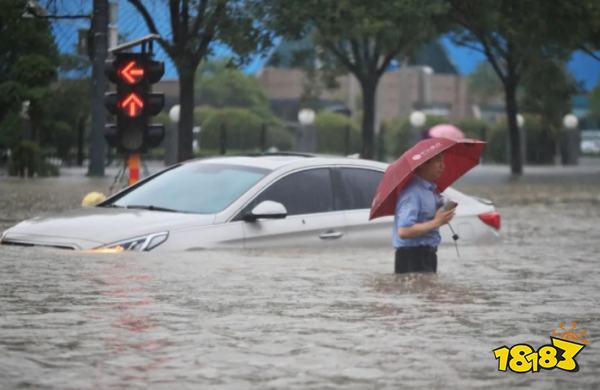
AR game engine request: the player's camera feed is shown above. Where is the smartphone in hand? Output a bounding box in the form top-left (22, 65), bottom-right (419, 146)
top-left (442, 200), bottom-right (458, 211)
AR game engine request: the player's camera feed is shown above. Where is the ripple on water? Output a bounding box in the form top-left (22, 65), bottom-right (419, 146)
top-left (1, 197), bottom-right (599, 388)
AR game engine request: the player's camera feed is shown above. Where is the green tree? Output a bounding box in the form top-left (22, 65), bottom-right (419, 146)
top-left (575, 0), bottom-right (600, 60)
top-left (262, 0), bottom-right (448, 159)
top-left (265, 33), bottom-right (340, 110)
top-left (520, 59), bottom-right (580, 160)
top-left (195, 60), bottom-right (272, 118)
top-left (448, 0), bottom-right (593, 175)
top-left (468, 62), bottom-right (503, 105)
top-left (0, 0), bottom-right (58, 127)
top-left (0, 0), bottom-right (58, 176)
top-left (314, 111), bottom-right (360, 155)
top-left (129, 0), bottom-right (272, 162)
top-left (589, 84), bottom-right (600, 125)
top-left (42, 78), bottom-right (90, 163)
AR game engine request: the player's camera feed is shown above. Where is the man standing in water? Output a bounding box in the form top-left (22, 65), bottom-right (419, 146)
top-left (393, 153), bottom-right (456, 273)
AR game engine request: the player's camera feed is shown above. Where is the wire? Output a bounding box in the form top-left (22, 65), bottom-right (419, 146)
top-left (108, 157), bottom-right (127, 194)
top-left (142, 158), bottom-right (149, 177)
top-left (447, 222), bottom-right (460, 258)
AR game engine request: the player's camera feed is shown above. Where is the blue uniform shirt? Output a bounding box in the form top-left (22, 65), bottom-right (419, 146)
top-left (393, 175), bottom-right (443, 248)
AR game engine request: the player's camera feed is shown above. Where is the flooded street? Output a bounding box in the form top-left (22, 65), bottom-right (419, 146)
top-left (1, 162), bottom-right (599, 389)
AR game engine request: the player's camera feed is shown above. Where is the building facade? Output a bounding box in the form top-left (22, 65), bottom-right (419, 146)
top-left (256, 65), bottom-right (474, 128)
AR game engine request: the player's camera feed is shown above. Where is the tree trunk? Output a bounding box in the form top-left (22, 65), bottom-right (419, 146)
top-left (504, 77), bottom-right (523, 175)
top-left (360, 78), bottom-right (378, 160)
top-left (177, 66), bottom-right (195, 162)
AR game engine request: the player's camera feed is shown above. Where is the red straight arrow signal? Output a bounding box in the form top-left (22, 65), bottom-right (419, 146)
top-left (119, 61), bottom-right (145, 84)
top-left (120, 93), bottom-right (144, 117)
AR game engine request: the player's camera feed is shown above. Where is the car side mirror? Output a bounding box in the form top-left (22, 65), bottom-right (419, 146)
top-left (242, 200), bottom-right (287, 222)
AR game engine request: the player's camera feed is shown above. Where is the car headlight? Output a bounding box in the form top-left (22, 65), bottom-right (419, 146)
top-left (94, 231), bottom-right (169, 252)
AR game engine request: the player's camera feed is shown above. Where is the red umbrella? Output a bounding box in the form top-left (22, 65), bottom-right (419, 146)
top-left (369, 137), bottom-right (485, 220)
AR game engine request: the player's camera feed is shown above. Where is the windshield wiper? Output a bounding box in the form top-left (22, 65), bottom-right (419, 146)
top-left (125, 204), bottom-right (181, 213)
top-left (98, 204), bottom-right (123, 208)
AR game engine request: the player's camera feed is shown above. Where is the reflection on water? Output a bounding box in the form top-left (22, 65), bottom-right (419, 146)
top-left (1, 205), bottom-right (599, 389)
top-left (1, 171), bottom-right (600, 388)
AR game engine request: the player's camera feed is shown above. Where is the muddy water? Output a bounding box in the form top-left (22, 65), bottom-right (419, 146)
top-left (1, 165), bottom-right (599, 389)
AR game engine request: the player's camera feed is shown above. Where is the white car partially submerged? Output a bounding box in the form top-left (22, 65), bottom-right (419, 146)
top-left (1, 154), bottom-right (501, 251)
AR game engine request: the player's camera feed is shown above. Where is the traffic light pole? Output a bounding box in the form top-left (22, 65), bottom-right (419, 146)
top-left (88, 0), bottom-right (108, 176)
top-left (128, 153), bottom-right (140, 186)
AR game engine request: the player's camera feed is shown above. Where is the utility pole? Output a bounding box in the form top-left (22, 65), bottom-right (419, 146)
top-left (88, 0), bottom-right (108, 176)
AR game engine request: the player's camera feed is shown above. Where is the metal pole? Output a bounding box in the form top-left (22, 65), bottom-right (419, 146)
top-left (128, 153), bottom-right (140, 186)
top-left (220, 124), bottom-right (227, 155)
top-left (88, 0), bottom-right (108, 176)
top-left (344, 124), bottom-right (350, 155)
top-left (260, 123), bottom-right (267, 152)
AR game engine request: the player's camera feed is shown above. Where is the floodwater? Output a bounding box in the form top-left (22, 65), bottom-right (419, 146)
top-left (1, 163), bottom-right (599, 389)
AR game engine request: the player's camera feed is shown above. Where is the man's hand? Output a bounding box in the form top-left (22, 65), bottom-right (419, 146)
top-left (433, 207), bottom-right (455, 227)
top-left (398, 206), bottom-right (457, 239)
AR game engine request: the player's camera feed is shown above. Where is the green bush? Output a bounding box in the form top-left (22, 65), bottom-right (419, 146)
top-left (8, 140), bottom-right (58, 177)
top-left (382, 115), bottom-right (446, 159)
top-left (485, 116), bottom-right (557, 165)
top-left (314, 111), bottom-right (360, 155)
top-left (454, 118), bottom-right (490, 140)
top-left (265, 123), bottom-right (295, 151)
top-left (43, 120), bottom-right (76, 162)
top-left (198, 107), bottom-right (293, 151)
top-left (382, 117), bottom-right (411, 159)
top-left (486, 124), bottom-right (508, 163)
top-left (522, 115), bottom-right (556, 164)
top-left (194, 105), bottom-right (219, 126)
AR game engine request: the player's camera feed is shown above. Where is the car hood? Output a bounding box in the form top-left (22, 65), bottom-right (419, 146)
top-left (2, 207), bottom-right (215, 249)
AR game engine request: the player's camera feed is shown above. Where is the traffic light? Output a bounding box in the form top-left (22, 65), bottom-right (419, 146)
top-left (104, 52), bottom-right (165, 153)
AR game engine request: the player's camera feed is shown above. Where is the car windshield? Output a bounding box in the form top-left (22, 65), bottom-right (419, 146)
top-left (109, 163), bottom-right (271, 214)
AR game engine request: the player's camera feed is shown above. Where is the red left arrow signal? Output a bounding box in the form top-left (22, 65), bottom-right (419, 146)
top-left (119, 61), bottom-right (145, 84)
top-left (120, 93), bottom-right (144, 117)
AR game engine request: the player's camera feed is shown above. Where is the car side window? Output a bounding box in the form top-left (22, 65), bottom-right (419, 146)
top-left (240, 168), bottom-right (334, 217)
top-left (333, 168), bottom-right (383, 210)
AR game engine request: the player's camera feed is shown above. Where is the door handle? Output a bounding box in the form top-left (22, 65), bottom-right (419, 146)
top-left (319, 230), bottom-right (343, 240)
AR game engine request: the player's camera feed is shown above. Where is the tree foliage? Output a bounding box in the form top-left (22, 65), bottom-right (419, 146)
top-left (468, 62), bottom-right (503, 105)
top-left (448, 0), bottom-right (594, 174)
top-left (261, 0), bottom-right (448, 159)
top-left (0, 0), bottom-right (58, 127)
top-left (129, 0), bottom-right (272, 162)
top-left (195, 60), bottom-right (271, 118)
top-left (43, 78), bottom-right (90, 161)
top-left (520, 60), bottom-right (580, 136)
top-left (0, 0), bottom-right (60, 176)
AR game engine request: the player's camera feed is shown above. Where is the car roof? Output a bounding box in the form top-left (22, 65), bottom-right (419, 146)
top-left (183, 153), bottom-right (388, 171)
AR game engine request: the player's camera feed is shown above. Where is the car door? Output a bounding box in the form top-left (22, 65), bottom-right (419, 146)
top-left (332, 167), bottom-right (392, 247)
top-left (237, 168), bottom-right (347, 248)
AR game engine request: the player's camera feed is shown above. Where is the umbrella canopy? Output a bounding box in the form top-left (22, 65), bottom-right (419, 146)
top-left (428, 124), bottom-right (465, 140)
top-left (369, 137), bottom-right (485, 220)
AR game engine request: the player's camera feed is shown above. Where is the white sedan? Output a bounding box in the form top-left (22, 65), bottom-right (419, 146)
top-left (1, 154), bottom-right (501, 251)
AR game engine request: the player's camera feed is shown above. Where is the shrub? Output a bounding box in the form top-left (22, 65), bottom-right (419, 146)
top-left (8, 140), bottom-right (58, 177)
top-left (382, 115), bottom-right (445, 159)
top-left (486, 116), bottom-right (557, 165)
top-left (198, 107), bottom-right (293, 151)
top-left (314, 111), bottom-right (360, 155)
